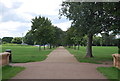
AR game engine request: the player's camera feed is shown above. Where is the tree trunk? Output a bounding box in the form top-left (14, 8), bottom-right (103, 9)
top-left (50, 44), bottom-right (52, 49)
top-left (47, 45), bottom-right (49, 49)
top-left (85, 34), bottom-right (93, 58)
top-left (44, 45), bottom-right (45, 50)
top-left (53, 45), bottom-right (55, 48)
top-left (39, 45), bottom-right (41, 51)
top-left (74, 44), bottom-right (76, 50)
top-left (72, 44), bottom-right (74, 49)
top-left (52, 45), bottom-right (54, 48)
top-left (68, 45), bottom-right (70, 48)
top-left (78, 44), bottom-right (80, 50)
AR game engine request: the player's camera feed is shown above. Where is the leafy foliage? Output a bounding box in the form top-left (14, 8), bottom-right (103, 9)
top-left (31, 16), bottom-right (53, 45)
top-left (2, 37), bottom-right (13, 43)
top-left (60, 2), bottom-right (120, 57)
top-left (29, 16), bottom-right (65, 49)
top-left (24, 31), bottom-right (34, 45)
top-left (11, 37), bottom-right (22, 44)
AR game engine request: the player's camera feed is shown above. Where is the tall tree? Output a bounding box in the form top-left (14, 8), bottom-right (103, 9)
top-left (103, 2), bottom-right (120, 53)
top-left (31, 16), bottom-right (53, 50)
top-left (93, 35), bottom-right (101, 46)
top-left (51, 26), bottom-right (64, 47)
top-left (66, 27), bottom-right (75, 48)
top-left (24, 31), bottom-right (34, 45)
top-left (60, 2), bottom-right (120, 57)
top-left (65, 26), bottom-right (83, 50)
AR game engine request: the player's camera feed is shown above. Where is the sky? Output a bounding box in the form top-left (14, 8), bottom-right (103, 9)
top-left (0, 0), bottom-right (72, 38)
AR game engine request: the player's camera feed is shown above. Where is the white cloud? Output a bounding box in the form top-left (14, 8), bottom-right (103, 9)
top-left (16, 0), bottom-right (62, 15)
top-left (1, 0), bottom-right (13, 8)
top-left (0, 21), bottom-right (29, 31)
top-left (0, 0), bottom-right (70, 38)
top-left (0, 21), bottom-right (31, 38)
top-left (54, 21), bottom-right (72, 31)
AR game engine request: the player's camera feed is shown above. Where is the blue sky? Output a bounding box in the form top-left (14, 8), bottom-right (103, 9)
top-left (0, 0), bottom-right (72, 38)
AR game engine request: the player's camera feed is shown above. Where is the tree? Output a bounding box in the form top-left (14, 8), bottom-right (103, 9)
top-left (51, 26), bottom-right (65, 47)
top-left (103, 2), bottom-right (120, 53)
top-left (100, 32), bottom-right (117, 46)
top-left (103, 2), bottom-right (120, 34)
top-left (2, 37), bottom-right (13, 43)
top-left (65, 26), bottom-right (83, 50)
top-left (93, 35), bottom-right (101, 46)
top-left (80, 36), bottom-right (87, 46)
top-left (65, 27), bottom-right (75, 48)
top-left (60, 2), bottom-right (120, 57)
top-left (24, 31), bottom-right (34, 45)
top-left (31, 16), bottom-right (54, 50)
top-left (11, 37), bottom-right (22, 44)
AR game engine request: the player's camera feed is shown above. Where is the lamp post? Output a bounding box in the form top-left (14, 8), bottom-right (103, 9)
top-left (22, 33), bottom-right (24, 45)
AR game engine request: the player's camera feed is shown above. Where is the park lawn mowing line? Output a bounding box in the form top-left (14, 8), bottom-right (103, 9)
top-left (97, 67), bottom-right (120, 81)
top-left (2, 44), bottom-right (55, 63)
top-left (2, 65), bottom-right (25, 81)
top-left (66, 46), bottom-right (118, 64)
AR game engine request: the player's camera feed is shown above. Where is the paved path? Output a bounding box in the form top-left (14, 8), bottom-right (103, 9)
top-left (10, 46), bottom-right (111, 79)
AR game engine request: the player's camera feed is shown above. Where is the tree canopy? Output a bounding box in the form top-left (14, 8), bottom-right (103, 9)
top-left (29, 16), bottom-right (65, 50)
top-left (60, 2), bottom-right (120, 57)
top-left (11, 37), bottom-right (22, 44)
top-left (2, 37), bottom-right (13, 43)
top-left (24, 31), bottom-right (34, 45)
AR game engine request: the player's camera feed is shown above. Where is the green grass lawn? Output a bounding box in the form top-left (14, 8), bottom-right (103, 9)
top-left (2, 44), bottom-right (55, 63)
top-left (66, 46), bottom-right (118, 64)
top-left (97, 67), bottom-right (120, 81)
top-left (2, 65), bottom-right (25, 81)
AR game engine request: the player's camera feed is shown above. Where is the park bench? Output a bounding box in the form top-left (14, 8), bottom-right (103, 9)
top-left (112, 54), bottom-right (120, 69)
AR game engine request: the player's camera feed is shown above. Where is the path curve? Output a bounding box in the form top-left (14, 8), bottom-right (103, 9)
top-left (10, 46), bottom-right (111, 79)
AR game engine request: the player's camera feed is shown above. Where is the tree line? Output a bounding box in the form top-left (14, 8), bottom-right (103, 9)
top-left (25, 16), bottom-right (65, 50)
top-left (64, 27), bottom-right (118, 48)
top-left (1, 37), bottom-right (22, 44)
top-left (1, 32), bottom-right (118, 47)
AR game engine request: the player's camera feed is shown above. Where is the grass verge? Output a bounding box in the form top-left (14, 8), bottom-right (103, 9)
top-left (66, 46), bottom-right (118, 64)
top-left (97, 67), bottom-right (120, 81)
top-left (2, 65), bottom-right (25, 81)
top-left (2, 44), bottom-right (55, 63)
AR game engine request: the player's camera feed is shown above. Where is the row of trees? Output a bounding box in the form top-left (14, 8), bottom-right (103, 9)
top-left (2, 31), bottom-right (117, 47)
top-left (24, 16), bottom-right (65, 50)
top-left (93, 33), bottom-right (118, 46)
top-left (59, 2), bottom-right (120, 57)
top-left (64, 27), bottom-right (118, 47)
top-left (2, 37), bottom-right (22, 44)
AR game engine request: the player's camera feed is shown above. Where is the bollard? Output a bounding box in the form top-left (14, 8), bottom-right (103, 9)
top-left (6, 49), bottom-right (12, 63)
